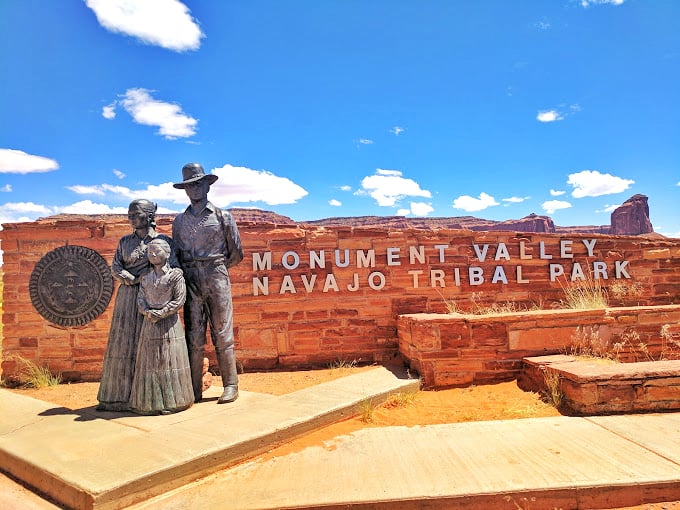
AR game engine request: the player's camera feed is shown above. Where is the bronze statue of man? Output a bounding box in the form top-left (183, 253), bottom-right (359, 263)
top-left (172, 163), bottom-right (244, 404)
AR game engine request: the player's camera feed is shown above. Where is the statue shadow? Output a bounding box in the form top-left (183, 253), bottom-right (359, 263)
top-left (38, 405), bottom-right (105, 422)
top-left (38, 404), bottom-right (144, 422)
top-left (37, 399), bottom-right (213, 421)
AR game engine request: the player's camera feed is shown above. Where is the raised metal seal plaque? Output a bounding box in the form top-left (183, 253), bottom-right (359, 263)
top-left (29, 245), bottom-right (114, 327)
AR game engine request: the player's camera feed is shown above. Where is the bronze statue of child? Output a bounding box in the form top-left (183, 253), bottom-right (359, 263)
top-left (128, 238), bottom-right (194, 415)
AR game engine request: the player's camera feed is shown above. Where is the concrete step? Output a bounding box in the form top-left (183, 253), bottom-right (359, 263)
top-left (0, 365), bottom-right (419, 510)
top-left (131, 413), bottom-right (680, 510)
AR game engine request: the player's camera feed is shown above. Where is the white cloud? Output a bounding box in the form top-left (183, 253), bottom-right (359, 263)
top-left (67, 184), bottom-right (107, 196)
top-left (534, 20), bottom-right (551, 30)
top-left (85, 0), bottom-right (203, 52)
top-left (102, 103), bottom-right (116, 119)
top-left (68, 181), bottom-right (186, 203)
top-left (0, 198), bottom-right (180, 227)
top-left (452, 192), bottom-right (499, 212)
top-left (0, 149), bottom-right (59, 174)
top-left (116, 88), bottom-right (198, 139)
top-left (209, 164), bottom-right (308, 206)
top-left (113, 169), bottom-right (126, 179)
top-left (581, 0), bottom-right (624, 7)
top-left (568, 170), bottom-right (634, 197)
top-left (537, 104), bottom-right (582, 123)
top-left (68, 183), bottom-right (148, 198)
top-left (358, 139), bottom-right (374, 145)
top-left (329, 199), bottom-right (342, 207)
top-left (537, 110), bottom-right (563, 123)
top-left (550, 189), bottom-right (566, 196)
top-left (409, 202), bottom-right (434, 216)
top-left (502, 196), bottom-right (530, 204)
top-left (360, 169), bottom-right (431, 207)
top-left (1, 184), bottom-right (12, 192)
top-left (339, 185), bottom-right (352, 192)
top-left (2, 202), bottom-right (52, 215)
top-left (389, 126), bottom-right (405, 136)
top-left (66, 164), bottom-right (308, 207)
top-left (596, 203), bottom-right (621, 213)
top-left (0, 202), bottom-right (54, 225)
top-left (59, 200), bottom-right (129, 215)
top-left (542, 200), bottom-right (572, 214)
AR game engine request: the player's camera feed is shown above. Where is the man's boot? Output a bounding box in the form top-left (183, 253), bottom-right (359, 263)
top-left (216, 348), bottom-right (239, 404)
top-left (189, 350), bottom-right (205, 403)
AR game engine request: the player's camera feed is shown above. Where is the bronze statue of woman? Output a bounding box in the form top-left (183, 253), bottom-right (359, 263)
top-left (96, 199), bottom-right (174, 411)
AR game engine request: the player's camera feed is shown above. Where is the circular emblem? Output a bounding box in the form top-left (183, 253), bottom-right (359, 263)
top-left (29, 245), bottom-right (114, 327)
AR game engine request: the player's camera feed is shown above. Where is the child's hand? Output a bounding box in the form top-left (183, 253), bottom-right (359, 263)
top-left (147, 309), bottom-right (163, 323)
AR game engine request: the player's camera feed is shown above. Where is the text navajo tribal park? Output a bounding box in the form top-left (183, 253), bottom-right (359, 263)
top-left (250, 238), bottom-right (631, 296)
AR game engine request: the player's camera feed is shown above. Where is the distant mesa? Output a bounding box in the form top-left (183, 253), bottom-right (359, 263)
top-left (293, 194), bottom-right (656, 237)
top-left (38, 194), bottom-right (657, 237)
top-left (609, 194), bottom-right (654, 236)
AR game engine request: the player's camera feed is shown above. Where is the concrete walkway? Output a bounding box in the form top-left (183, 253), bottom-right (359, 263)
top-left (0, 366), bottom-right (418, 509)
top-left (2, 366), bottom-right (680, 510)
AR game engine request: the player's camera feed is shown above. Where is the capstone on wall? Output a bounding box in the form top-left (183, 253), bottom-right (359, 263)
top-left (1, 216), bottom-right (679, 381)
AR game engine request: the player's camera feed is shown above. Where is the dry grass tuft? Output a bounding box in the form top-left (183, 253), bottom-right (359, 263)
top-left (6, 355), bottom-right (62, 389)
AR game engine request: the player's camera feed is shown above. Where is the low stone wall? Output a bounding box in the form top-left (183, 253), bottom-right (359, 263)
top-left (1, 215), bottom-right (679, 382)
top-left (518, 355), bottom-right (680, 415)
top-left (398, 305), bottom-right (680, 388)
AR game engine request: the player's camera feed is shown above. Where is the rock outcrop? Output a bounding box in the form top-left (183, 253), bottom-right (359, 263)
top-left (302, 213), bottom-right (558, 232)
top-left (38, 195), bottom-right (654, 236)
top-left (610, 194), bottom-right (654, 235)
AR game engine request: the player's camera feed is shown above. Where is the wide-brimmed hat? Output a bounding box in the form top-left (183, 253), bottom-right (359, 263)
top-left (173, 163), bottom-right (218, 189)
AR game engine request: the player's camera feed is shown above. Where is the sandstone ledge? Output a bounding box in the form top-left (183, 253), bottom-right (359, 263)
top-left (519, 355), bottom-right (680, 415)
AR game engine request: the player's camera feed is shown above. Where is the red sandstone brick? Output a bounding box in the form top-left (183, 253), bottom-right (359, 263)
top-left (643, 382), bottom-right (680, 401)
top-left (239, 327), bottom-right (277, 349)
top-left (260, 311), bottom-right (291, 321)
top-left (433, 369), bottom-right (475, 388)
top-left (331, 308), bottom-right (360, 318)
top-left (73, 361), bottom-right (104, 379)
top-left (459, 347), bottom-right (499, 361)
top-left (409, 324), bottom-right (440, 351)
top-left (71, 347), bottom-right (106, 360)
top-left (470, 322), bottom-right (506, 345)
top-left (560, 378), bottom-right (591, 400)
top-left (19, 337), bottom-right (38, 348)
top-left (644, 248), bottom-right (672, 259)
top-left (509, 327), bottom-right (577, 351)
top-left (638, 309), bottom-right (680, 324)
top-left (306, 310), bottom-right (330, 320)
top-left (596, 382), bottom-right (637, 403)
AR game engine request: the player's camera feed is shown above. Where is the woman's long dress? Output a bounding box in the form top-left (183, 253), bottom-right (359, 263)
top-left (129, 267), bottom-right (193, 415)
top-left (96, 232), bottom-right (173, 411)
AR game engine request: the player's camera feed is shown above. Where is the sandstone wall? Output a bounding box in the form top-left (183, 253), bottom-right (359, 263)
top-left (1, 216), bottom-right (679, 382)
top-left (399, 306), bottom-right (680, 388)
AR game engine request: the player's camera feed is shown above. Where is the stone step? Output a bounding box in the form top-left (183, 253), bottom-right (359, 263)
top-left (0, 365), bottom-right (419, 510)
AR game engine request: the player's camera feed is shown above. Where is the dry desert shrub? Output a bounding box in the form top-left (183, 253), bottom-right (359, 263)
top-left (558, 274), bottom-right (608, 310)
top-left (5, 355), bottom-right (61, 389)
top-left (541, 367), bottom-right (563, 409)
top-left (661, 324), bottom-right (680, 360)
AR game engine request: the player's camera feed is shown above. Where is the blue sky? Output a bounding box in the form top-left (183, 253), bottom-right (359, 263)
top-left (1, 0), bottom-right (679, 235)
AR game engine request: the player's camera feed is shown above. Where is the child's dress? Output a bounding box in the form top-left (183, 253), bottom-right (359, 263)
top-left (129, 266), bottom-right (194, 415)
